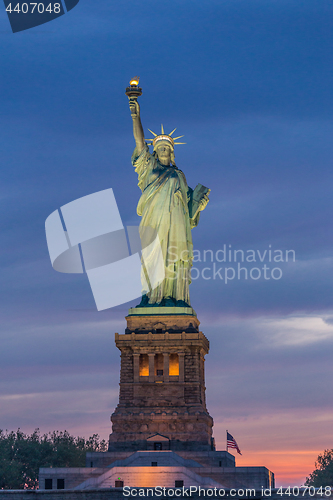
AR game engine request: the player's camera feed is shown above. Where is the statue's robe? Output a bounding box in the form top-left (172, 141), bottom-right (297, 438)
top-left (132, 144), bottom-right (199, 305)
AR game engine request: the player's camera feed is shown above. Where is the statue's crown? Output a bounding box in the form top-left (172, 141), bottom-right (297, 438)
top-left (146, 125), bottom-right (186, 150)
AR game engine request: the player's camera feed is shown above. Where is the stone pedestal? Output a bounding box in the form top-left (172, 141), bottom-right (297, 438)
top-left (109, 310), bottom-right (214, 452)
top-left (38, 309), bottom-right (276, 491)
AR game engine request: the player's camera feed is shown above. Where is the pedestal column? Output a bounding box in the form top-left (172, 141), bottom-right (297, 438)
top-left (178, 352), bottom-right (185, 383)
top-left (163, 353), bottom-right (170, 382)
top-left (148, 353), bottom-right (155, 383)
top-left (133, 353), bottom-right (140, 383)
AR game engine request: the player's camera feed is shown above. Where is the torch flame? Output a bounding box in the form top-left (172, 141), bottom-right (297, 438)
top-left (130, 76), bottom-right (140, 86)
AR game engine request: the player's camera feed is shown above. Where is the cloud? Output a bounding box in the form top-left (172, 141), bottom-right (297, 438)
top-left (257, 316), bottom-right (333, 347)
top-left (203, 313), bottom-right (333, 418)
top-left (0, 317), bottom-right (125, 370)
top-left (0, 386), bottom-right (117, 439)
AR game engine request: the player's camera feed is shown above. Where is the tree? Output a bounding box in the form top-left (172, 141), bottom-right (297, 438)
top-left (0, 428), bottom-right (107, 490)
top-left (306, 449), bottom-right (333, 487)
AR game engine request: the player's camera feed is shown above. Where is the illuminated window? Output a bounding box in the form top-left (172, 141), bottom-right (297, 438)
top-left (169, 353), bottom-right (179, 376)
top-left (139, 354), bottom-right (149, 376)
top-left (154, 353), bottom-right (163, 376)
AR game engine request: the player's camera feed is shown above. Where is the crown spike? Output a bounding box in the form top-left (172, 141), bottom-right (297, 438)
top-left (174, 142), bottom-right (186, 145)
top-left (147, 129), bottom-right (157, 137)
top-left (169, 128), bottom-right (177, 136)
top-left (161, 124), bottom-right (164, 134)
top-left (172, 135), bottom-right (184, 140)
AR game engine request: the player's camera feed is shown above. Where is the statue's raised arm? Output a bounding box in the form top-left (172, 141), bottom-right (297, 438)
top-left (129, 99), bottom-right (145, 154)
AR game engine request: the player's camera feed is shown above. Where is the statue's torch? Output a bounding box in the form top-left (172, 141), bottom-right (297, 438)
top-left (125, 77), bottom-right (142, 100)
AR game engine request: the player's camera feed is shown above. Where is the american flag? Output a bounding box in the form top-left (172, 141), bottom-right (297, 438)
top-left (227, 431), bottom-right (242, 455)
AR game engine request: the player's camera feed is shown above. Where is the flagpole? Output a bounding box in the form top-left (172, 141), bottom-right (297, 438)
top-left (226, 430), bottom-right (228, 452)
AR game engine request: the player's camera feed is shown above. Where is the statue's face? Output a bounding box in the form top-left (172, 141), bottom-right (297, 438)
top-left (155, 142), bottom-right (172, 165)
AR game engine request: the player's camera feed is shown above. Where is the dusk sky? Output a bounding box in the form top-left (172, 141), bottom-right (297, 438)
top-left (1, 0), bottom-right (333, 487)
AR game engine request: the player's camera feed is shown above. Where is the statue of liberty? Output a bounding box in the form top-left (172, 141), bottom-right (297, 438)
top-left (128, 82), bottom-right (210, 308)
